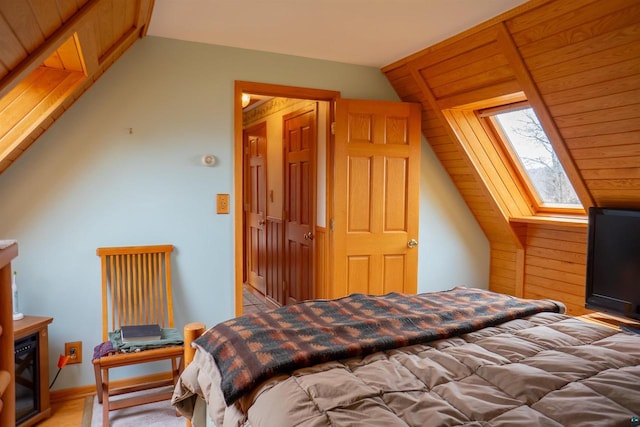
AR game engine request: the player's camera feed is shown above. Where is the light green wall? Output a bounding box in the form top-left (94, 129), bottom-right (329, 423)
top-left (0, 36), bottom-right (488, 390)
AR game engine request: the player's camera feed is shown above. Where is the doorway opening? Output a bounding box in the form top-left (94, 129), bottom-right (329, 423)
top-left (234, 81), bottom-right (340, 315)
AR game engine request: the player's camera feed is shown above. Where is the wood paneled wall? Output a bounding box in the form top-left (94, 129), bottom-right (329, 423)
top-left (383, 0), bottom-right (640, 315)
top-left (263, 218), bottom-right (327, 305)
top-left (523, 223), bottom-right (588, 314)
top-left (516, 0), bottom-right (640, 207)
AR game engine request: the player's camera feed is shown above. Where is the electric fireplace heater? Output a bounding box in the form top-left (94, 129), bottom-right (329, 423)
top-left (14, 333), bottom-right (40, 425)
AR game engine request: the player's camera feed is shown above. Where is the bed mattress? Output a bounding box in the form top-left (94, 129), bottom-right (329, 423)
top-left (172, 289), bottom-right (640, 427)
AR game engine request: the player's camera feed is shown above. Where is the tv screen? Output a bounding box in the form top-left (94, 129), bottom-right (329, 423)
top-left (585, 207), bottom-right (640, 321)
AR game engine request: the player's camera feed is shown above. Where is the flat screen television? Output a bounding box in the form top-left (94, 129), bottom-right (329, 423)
top-left (585, 207), bottom-right (640, 324)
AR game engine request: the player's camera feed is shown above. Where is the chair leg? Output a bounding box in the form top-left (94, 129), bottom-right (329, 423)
top-left (94, 363), bottom-right (104, 404)
top-left (94, 354), bottom-right (181, 425)
top-left (102, 367), bottom-right (110, 427)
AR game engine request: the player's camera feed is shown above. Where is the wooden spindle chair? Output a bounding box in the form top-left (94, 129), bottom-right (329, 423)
top-left (93, 245), bottom-right (183, 427)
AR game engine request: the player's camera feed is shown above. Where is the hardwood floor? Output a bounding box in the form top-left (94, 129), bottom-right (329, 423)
top-left (36, 396), bottom-right (90, 426)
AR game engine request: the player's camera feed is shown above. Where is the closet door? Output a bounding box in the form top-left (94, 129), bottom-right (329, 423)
top-left (283, 104), bottom-right (317, 304)
top-left (244, 122), bottom-right (268, 296)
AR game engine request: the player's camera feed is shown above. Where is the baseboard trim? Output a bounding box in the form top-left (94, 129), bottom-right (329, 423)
top-left (50, 371), bottom-right (174, 403)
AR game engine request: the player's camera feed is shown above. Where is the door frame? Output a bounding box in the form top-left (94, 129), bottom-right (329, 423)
top-left (234, 81), bottom-right (340, 315)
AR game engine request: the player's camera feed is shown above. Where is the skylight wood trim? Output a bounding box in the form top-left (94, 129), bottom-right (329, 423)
top-left (436, 81), bottom-right (523, 111)
top-left (479, 109), bottom-right (542, 208)
top-left (0, 68), bottom-right (85, 161)
top-left (0, 0), bottom-right (99, 100)
top-left (510, 215), bottom-right (588, 227)
top-left (42, 36), bottom-right (84, 72)
top-left (74, 29), bottom-right (98, 76)
top-left (444, 108), bottom-right (533, 218)
top-left (478, 100), bottom-right (529, 117)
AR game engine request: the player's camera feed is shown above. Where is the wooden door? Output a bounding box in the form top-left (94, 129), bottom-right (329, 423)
top-left (244, 122), bottom-right (268, 295)
top-left (332, 99), bottom-right (421, 298)
top-left (283, 105), bottom-right (317, 304)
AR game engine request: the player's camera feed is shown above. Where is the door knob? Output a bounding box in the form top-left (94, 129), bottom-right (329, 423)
top-left (407, 239), bottom-right (418, 248)
top-left (258, 219), bottom-right (266, 226)
top-left (304, 232), bottom-right (314, 241)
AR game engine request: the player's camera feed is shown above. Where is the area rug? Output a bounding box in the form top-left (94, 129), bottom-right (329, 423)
top-left (83, 391), bottom-right (185, 427)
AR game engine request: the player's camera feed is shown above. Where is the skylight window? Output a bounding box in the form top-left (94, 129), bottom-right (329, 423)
top-left (0, 34), bottom-right (86, 170)
top-left (486, 105), bottom-right (581, 211)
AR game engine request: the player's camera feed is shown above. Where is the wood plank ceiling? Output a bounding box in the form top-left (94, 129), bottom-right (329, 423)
top-left (383, 0), bottom-right (640, 315)
top-left (0, 0), bottom-right (154, 174)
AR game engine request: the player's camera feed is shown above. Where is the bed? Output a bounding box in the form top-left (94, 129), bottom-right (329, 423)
top-left (171, 286), bottom-right (640, 427)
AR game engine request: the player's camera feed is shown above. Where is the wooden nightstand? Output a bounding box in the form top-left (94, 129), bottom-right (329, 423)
top-left (14, 315), bottom-right (53, 427)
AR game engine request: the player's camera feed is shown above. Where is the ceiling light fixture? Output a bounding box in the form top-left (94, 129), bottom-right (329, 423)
top-left (241, 93), bottom-right (251, 108)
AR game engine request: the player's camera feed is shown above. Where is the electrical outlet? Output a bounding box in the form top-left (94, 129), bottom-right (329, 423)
top-left (65, 341), bottom-right (82, 364)
top-left (216, 193), bottom-right (230, 214)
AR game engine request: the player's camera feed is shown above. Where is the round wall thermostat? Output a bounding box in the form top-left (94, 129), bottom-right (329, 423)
top-left (201, 154), bottom-right (216, 166)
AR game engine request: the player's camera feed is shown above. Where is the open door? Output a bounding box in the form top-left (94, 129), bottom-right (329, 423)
top-left (234, 81), bottom-right (421, 315)
top-left (331, 99), bottom-right (421, 298)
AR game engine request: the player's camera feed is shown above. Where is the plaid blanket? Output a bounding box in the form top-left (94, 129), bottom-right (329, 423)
top-left (194, 287), bottom-right (563, 405)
